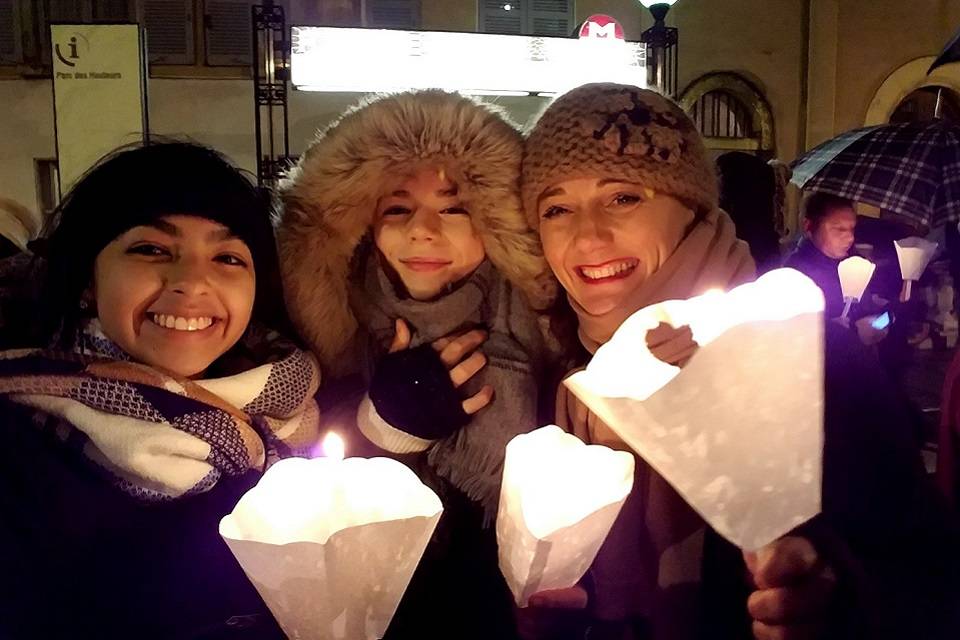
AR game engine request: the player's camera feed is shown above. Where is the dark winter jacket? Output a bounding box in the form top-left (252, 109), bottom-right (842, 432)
top-left (783, 238), bottom-right (847, 319)
top-left (700, 323), bottom-right (960, 639)
top-left (0, 400), bottom-right (283, 640)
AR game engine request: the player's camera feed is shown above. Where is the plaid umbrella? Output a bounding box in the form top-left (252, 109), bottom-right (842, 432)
top-left (791, 120), bottom-right (960, 228)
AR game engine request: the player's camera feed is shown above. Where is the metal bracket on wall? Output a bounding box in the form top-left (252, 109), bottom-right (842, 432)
top-left (253, 2), bottom-right (292, 189)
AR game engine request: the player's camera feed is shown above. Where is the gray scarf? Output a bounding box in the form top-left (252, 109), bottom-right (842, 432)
top-left (352, 252), bottom-right (545, 521)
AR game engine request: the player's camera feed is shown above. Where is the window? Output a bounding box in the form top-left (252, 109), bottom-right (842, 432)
top-left (290, 0), bottom-right (362, 26)
top-left (890, 86), bottom-right (960, 124)
top-left (0, 0), bottom-right (15, 65)
top-left (479, 0), bottom-right (574, 37)
top-left (365, 0), bottom-right (419, 29)
top-left (290, 1), bottom-right (419, 29)
top-left (203, 0), bottom-right (253, 66)
top-left (142, 0), bottom-right (194, 64)
top-left (691, 90), bottom-right (753, 140)
top-left (680, 73), bottom-right (775, 157)
top-left (5, 0), bottom-right (257, 70)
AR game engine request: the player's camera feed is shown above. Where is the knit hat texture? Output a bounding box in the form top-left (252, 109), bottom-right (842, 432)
top-left (522, 83), bottom-right (718, 224)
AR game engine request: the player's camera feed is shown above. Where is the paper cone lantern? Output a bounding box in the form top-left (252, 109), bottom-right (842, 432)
top-left (497, 425), bottom-right (634, 606)
top-left (895, 237), bottom-right (938, 301)
top-left (564, 269), bottom-right (824, 551)
top-left (220, 456), bottom-right (442, 640)
top-left (838, 256), bottom-right (875, 303)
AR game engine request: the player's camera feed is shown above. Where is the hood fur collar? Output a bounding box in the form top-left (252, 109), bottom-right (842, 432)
top-left (277, 90), bottom-right (556, 371)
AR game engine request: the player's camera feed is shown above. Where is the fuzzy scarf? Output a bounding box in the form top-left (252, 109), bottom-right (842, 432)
top-left (352, 254), bottom-right (545, 522)
top-left (0, 322), bottom-right (322, 502)
top-left (572, 209), bottom-right (755, 352)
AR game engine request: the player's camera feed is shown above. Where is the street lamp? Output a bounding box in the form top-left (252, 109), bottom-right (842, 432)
top-left (638, 0), bottom-right (680, 97)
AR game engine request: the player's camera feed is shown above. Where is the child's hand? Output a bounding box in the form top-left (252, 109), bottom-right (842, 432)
top-left (389, 319), bottom-right (494, 415)
top-left (646, 322), bottom-right (698, 367)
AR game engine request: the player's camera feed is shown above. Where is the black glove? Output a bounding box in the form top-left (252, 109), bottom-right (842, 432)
top-left (369, 344), bottom-right (470, 441)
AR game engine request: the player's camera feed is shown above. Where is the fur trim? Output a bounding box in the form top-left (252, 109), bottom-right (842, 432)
top-left (277, 90), bottom-right (557, 371)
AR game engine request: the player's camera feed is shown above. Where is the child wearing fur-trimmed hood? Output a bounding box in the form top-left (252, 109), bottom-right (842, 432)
top-left (277, 90), bottom-right (559, 636)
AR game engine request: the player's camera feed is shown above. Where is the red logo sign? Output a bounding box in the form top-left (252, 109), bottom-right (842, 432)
top-left (579, 15), bottom-right (625, 41)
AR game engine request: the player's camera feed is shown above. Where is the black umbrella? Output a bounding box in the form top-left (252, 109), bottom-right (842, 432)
top-left (929, 26), bottom-right (960, 74)
top-left (791, 120), bottom-right (960, 229)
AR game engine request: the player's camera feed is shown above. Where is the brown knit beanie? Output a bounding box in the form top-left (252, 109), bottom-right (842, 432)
top-left (522, 83), bottom-right (718, 226)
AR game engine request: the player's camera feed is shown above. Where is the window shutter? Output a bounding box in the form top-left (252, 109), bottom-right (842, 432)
top-left (479, 0), bottom-right (523, 35)
top-left (204, 0), bottom-right (252, 66)
top-left (365, 0), bottom-right (419, 29)
top-left (0, 0), bottom-right (16, 64)
top-left (527, 0), bottom-right (572, 37)
top-left (92, 0), bottom-right (135, 21)
top-left (142, 0), bottom-right (194, 65)
top-left (48, 1), bottom-right (88, 22)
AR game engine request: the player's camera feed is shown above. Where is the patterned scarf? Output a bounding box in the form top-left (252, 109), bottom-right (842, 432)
top-left (352, 255), bottom-right (546, 522)
top-left (0, 321), bottom-right (322, 501)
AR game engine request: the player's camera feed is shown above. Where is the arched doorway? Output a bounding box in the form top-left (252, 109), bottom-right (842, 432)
top-left (865, 56), bottom-right (960, 125)
top-left (679, 72), bottom-right (775, 160)
top-left (889, 85), bottom-right (960, 124)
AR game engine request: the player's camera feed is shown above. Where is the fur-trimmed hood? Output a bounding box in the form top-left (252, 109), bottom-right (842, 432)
top-left (277, 90), bottom-right (557, 371)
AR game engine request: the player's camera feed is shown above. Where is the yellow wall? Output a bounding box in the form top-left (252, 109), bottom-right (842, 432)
top-left (421, 0), bottom-right (476, 31)
top-left (8, 0), bottom-right (960, 216)
top-left (670, 0), bottom-right (807, 161)
top-left (834, 0), bottom-right (960, 134)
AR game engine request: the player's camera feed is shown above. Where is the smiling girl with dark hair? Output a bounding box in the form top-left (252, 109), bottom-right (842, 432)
top-left (0, 141), bottom-right (320, 639)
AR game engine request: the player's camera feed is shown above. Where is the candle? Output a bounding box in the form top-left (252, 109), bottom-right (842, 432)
top-left (895, 237), bottom-right (938, 301)
top-left (564, 268), bottom-right (824, 551)
top-left (838, 256), bottom-right (876, 317)
top-left (220, 456), bottom-right (442, 639)
top-left (497, 425), bottom-right (634, 606)
top-left (320, 431), bottom-right (346, 461)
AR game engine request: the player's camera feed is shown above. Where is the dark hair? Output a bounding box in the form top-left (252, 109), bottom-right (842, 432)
top-left (38, 141), bottom-right (287, 347)
top-left (802, 192), bottom-right (855, 230)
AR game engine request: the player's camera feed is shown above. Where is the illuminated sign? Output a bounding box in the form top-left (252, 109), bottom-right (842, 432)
top-left (290, 26), bottom-right (645, 96)
top-left (579, 15), bottom-right (626, 41)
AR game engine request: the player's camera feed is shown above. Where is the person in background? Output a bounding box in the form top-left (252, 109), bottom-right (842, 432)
top-left (783, 192), bottom-right (889, 347)
top-left (783, 192), bottom-right (857, 319)
top-left (519, 83), bottom-right (960, 640)
top-left (0, 142), bottom-right (321, 640)
top-left (716, 151), bottom-right (782, 273)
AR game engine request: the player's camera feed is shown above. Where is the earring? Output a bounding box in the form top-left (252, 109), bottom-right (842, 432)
top-left (79, 299), bottom-right (89, 311)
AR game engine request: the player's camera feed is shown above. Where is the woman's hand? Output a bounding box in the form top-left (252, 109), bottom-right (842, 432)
top-left (389, 318), bottom-right (494, 415)
top-left (744, 536), bottom-right (837, 640)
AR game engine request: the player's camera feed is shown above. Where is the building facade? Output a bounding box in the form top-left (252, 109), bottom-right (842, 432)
top-left (2, 0), bottom-right (960, 234)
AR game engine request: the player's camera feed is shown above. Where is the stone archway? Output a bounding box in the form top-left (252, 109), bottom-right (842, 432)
top-left (865, 56), bottom-right (960, 125)
top-left (679, 72), bottom-right (775, 156)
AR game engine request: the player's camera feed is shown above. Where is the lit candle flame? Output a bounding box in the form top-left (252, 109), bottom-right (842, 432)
top-left (321, 431), bottom-right (346, 461)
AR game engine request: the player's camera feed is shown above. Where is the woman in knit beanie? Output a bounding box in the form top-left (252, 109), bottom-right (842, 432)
top-left (519, 84), bottom-right (960, 640)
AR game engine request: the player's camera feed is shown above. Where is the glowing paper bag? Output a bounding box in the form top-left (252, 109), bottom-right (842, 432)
top-left (895, 237), bottom-right (938, 301)
top-left (838, 256), bottom-right (876, 316)
top-left (220, 456), bottom-right (442, 640)
top-left (497, 425), bottom-right (635, 606)
top-left (564, 269), bottom-right (824, 551)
